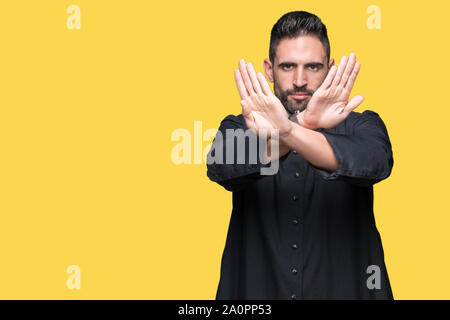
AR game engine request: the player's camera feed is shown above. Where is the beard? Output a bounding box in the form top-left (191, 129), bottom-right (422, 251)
top-left (273, 78), bottom-right (315, 115)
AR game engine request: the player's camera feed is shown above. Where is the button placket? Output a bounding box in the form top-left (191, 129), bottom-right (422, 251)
top-left (286, 161), bottom-right (304, 300)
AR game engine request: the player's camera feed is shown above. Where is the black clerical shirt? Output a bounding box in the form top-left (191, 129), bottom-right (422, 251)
top-left (206, 110), bottom-right (394, 300)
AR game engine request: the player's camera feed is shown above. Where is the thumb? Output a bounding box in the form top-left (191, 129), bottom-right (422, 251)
top-left (241, 100), bottom-right (256, 132)
top-left (345, 95), bottom-right (364, 113)
top-left (240, 99), bottom-right (252, 117)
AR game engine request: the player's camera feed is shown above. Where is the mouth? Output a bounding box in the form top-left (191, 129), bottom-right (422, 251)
top-left (289, 93), bottom-right (310, 100)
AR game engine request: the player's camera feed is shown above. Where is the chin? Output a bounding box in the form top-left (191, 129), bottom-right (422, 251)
top-left (287, 98), bottom-right (308, 112)
top-left (288, 103), bottom-right (307, 114)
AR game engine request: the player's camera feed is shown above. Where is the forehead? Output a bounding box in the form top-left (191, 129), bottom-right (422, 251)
top-left (275, 35), bottom-right (326, 63)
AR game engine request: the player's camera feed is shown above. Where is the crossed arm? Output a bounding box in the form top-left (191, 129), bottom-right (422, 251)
top-left (234, 53), bottom-right (363, 173)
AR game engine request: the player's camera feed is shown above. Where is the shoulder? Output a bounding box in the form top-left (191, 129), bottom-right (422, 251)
top-left (345, 109), bottom-right (391, 139)
top-left (346, 109), bottom-right (387, 127)
top-left (219, 113), bottom-right (247, 130)
top-left (318, 109), bottom-right (387, 135)
top-left (347, 109), bottom-right (381, 121)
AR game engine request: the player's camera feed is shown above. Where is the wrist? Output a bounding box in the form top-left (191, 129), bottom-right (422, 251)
top-left (266, 136), bottom-right (290, 161)
top-left (279, 122), bottom-right (296, 149)
top-left (296, 112), bottom-right (317, 131)
top-left (279, 121), bottom-right (294, 140)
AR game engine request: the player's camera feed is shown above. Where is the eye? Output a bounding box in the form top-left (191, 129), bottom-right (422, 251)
top-left (282, 64), bottom-right (294, 71)
top-left (308, 65), bottom-right (318, 71)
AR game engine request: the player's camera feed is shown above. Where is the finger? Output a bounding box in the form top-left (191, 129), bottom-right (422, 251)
top-left (256, 72), bottom-right (273, 96)
top-left (344, 94), bottom-right (364, 114)
top-left (246, 62), bottom-right (262, 93)
top-left (320, 65), bottom-right (337, 90)
top-left (344, 61), bottom-right (361, 91)
top-left (239, 59), bottom-right (255, 95)
top-left (252, 111), bottom-right (271, 134)
top-left (240, 99), bottom-right (251, 116)
top-left (234, 69), bottom-right (249, 99)
top-left (331, 55), bottom-right (348, 87)
top-left (340, 53), bottom-right (356, 89)
top-left (240, 99), bottom-right (256, 131)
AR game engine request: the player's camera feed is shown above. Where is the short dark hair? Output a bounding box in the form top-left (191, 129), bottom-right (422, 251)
top-left (269, 11), bottom-right (330, 63)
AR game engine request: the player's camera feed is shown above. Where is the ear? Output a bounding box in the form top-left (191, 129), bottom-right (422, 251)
top-left (328, 58), bottom-right (335, 69)
top-left (263, 58), bottom-right (274, 83)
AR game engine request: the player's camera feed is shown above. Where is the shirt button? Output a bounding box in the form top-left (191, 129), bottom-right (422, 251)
top-left (292, 219), bottom-right (299, 225)
top-left (291, 243), bottom-right (298, 250)
top-left (291, 268), bottom-right (298, 275)
top-left (291, 294), bottom-right (297, 300)
top-left (292, 195), bottom-right (299, 201)
top-left (295, 172), bottom-right (300, 178)
top-left (292, 150), bottom-right (297, 154)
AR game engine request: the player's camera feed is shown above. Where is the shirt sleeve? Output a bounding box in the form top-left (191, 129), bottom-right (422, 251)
top-left (311, 110), bottom-right (394, 187)
top-left (206, 114), bottom-right (276, 192)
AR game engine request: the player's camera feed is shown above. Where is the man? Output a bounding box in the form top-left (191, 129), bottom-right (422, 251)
top-left (207, 11), bottom-right (394, 300)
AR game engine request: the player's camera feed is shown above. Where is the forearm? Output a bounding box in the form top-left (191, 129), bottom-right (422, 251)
top-left (207, 115), bottom-right (275, 191)
top-left (264, 115), bottom-right (304, 162)
top-left (264, 137), bottom-right (290, 162)
top-left (281, 123), bottom-right (339, 172)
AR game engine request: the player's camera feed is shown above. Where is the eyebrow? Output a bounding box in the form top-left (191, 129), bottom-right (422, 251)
top-left (278, 62), bottom-right (324, 68)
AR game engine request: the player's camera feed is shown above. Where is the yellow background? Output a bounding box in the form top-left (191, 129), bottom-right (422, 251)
top-left (0, 0), bottom-right (448, 299)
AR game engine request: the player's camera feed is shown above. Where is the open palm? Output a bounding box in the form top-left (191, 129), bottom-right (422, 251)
top-left (298, 53), bottom-right (364, 130)
top-left (234, 59), bottom-right (292, 138)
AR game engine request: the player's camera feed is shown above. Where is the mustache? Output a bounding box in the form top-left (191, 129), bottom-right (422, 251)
top-left (285, 87), bottom-right (314, 96)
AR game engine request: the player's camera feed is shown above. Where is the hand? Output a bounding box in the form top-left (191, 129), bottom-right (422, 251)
top-left (234, 59), bottom-right (293, 138)
top-left (265, 137), bottom-right (290, 162)
top-left (297, 53), bottom-right (364, 130)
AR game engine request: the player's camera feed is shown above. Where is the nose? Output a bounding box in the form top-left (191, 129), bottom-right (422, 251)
top-left (293, 68), bottom-right (307, 88)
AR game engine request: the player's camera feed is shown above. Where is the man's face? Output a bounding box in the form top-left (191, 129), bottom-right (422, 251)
top-left (264, 35), bottom-right (333, 114)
